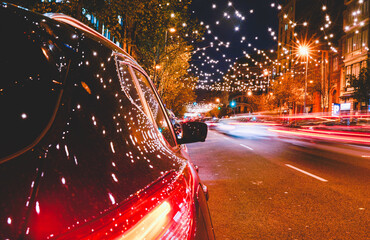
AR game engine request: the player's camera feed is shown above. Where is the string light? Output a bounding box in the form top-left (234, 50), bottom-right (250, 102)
top-left (189, 1), bottom-right (342, 92)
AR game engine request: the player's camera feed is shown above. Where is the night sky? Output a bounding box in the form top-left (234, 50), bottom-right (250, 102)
top-left (189, 0), bottom-right (281, 88)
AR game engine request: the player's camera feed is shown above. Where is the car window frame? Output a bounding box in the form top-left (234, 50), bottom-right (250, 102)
top-left (126, 65), bottom-right (179, 149)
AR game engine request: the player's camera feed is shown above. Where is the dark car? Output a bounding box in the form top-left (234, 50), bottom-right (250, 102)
top-left (0, 3), bottom-right (214, 239)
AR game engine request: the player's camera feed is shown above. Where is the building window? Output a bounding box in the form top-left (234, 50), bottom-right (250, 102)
top-left (353, 63), bottom-right (361, 77)
top-left (361, 0), bottom-right (369, 16)
top-left (353, 32), bottom-right (361, 51)
top-left (346, 66), bottom-right (352, 86)
top-left (346, 36), bottom-right (353, 53)
top-left (333, 57), bottom-right (338, 71)
top-left (345, 61), bottom-right (367, 89)
top-left (362, 28), bottom-right (368, 49)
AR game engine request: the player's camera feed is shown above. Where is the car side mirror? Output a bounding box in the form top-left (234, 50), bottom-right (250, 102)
top-left (177, 122), bottom-right (208, 144)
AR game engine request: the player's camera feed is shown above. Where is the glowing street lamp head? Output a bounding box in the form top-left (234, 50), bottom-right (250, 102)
top-left (293, 38), bottom-right (319, 63)
top-left (298, 45), bottom-right (309, 57)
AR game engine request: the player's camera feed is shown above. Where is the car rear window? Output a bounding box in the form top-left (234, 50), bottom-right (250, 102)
top-left (0, 6), bottom-right (67, 160)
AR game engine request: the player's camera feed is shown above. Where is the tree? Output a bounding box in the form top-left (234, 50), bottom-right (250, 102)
top-left (251, 94), bottom-right (275, 112)
top-left (206, 107), bottom-right (220, 118)
top-left (271, 73), bottom-right (302, 113)
top-left (13, 0), bottom-right (105, 22)
top-left (160, 71), bottom-right (197, 117)
top-left (348, 66), bottom-right (370, 110)
top-left (96, 0), bottom-right (202, 115)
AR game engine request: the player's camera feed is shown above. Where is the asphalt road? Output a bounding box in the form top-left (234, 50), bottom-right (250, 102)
top-left (186, 130), bottom-right (370, 240)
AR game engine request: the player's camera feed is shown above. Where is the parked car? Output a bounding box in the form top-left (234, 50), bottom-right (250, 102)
top-left (0, 3), bottom-right (213, 239)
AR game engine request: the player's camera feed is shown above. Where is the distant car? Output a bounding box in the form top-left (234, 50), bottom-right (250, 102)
top-left (166, 109), bottom-right (182, 137)
top-left (0, 3), bottom-right (214, 239)
top-left (205, 118), bottom-right (220, 130)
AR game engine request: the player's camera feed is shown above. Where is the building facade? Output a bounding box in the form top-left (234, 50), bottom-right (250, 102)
top-left (277, 0), bottom-right (345, 114)
top-left (341, 0), bottom-right (369, 111)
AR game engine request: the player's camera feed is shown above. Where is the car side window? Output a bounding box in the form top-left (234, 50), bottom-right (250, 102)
top-left (115, 55), bottom-right (142, 107)
top-left (131, 69), bottom-right (177, 147)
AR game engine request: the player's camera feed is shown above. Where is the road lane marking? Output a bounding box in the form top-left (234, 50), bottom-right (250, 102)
top-left (285, 164), bottom-right (328, 182)
top-left (240, 144), bottom-right (253, 150)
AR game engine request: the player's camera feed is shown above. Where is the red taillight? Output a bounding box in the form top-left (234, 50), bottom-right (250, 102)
top-left (56, 167), bottom-right (195, 240)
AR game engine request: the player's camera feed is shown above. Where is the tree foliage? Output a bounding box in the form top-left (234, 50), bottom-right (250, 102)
top-left (348, 66), bottom-right (370, 107)
top-left (271, 73), bottom-right (302, 110)
top-left (251, 94), bottom-right (275, 112)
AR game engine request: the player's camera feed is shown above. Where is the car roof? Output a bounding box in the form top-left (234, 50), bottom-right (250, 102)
top-left (44, 13), bottom-right (147, 74)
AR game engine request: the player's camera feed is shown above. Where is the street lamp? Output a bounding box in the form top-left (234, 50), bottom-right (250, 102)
top-left (298, 44), bottom-right (309, 114)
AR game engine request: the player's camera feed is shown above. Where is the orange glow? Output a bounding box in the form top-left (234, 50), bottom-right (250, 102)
top-left (118, 201), bottom-right (171, 240)
top-left (41, 47), bottom-right (49, 60)
top-left (81, 81), bottom-right (91, 94)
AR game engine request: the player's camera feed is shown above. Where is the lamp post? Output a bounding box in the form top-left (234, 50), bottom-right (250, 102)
top-left (165, 27), bottom-right (176, 55)
top-left (263, 69), bottom-right (270, 93)
top-left (154, 27), bottom-right (176, 88)
top-left (298, 45), bottom-right (309, 114)
top-left (153, 65), bottom-right (161, 88)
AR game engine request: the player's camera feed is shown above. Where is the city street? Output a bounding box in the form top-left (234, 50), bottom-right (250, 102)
top-left (187, 129), bottom-right (369, 239)
top-left (2, 1), bottom-right (370, 239)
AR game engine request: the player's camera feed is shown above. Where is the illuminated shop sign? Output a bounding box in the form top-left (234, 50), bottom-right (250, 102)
top-left (340, 103), bottom-right (351, 111)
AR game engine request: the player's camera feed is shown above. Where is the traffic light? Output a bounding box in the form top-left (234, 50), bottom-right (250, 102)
top-left (230, 101), bottom-right (236, 108)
